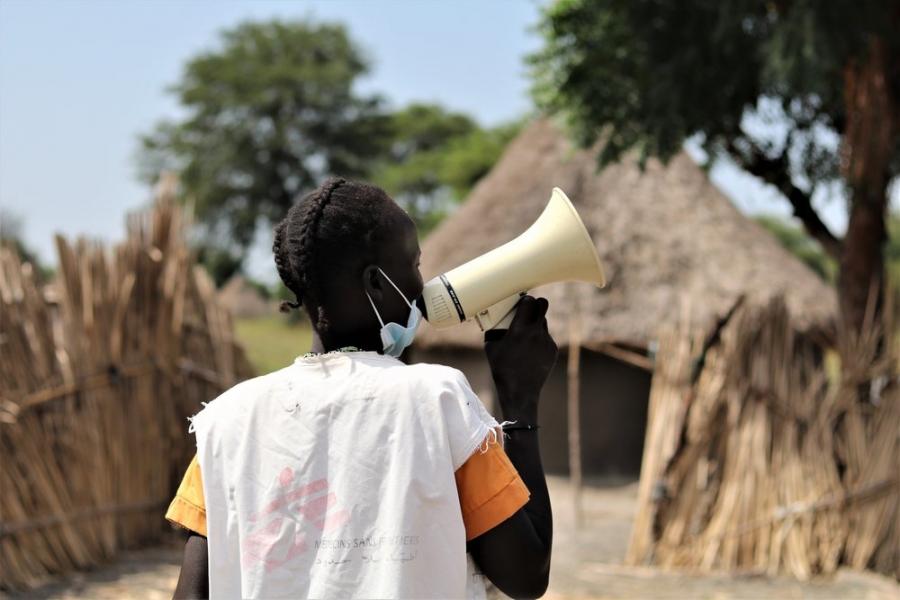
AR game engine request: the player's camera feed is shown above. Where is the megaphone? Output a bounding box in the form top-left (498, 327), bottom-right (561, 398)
top-left (417, 187), bottom-right (606, 331)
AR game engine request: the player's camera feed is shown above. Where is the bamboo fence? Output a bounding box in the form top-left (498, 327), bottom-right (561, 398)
top-left (627, 297), bottom-right (899, 580)
top-left (0, 195), bottom-right (254, 591)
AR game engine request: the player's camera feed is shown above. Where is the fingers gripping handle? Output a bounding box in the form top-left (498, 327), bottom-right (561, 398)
top-left (475, 291), bottom-right (527, 332)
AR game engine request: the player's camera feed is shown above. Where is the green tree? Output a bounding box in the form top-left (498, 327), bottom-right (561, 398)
top-left (138, 20), bottom-right (390, 278)
top-left (374, 103), bottom-right (521, 235)
top-left (531, 0), bottom-right (899, 335)
top-left (436, 121), bottom-right (524, 200)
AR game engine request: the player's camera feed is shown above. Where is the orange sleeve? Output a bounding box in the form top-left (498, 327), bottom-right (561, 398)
top-left (165, 454), bottom-right (207, 537)
top-left (455, 433), bottom-right (530, 541)
top-left (166, 443), bottom-right (528, 541)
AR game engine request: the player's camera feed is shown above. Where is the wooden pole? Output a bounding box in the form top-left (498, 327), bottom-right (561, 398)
top-left (567, 296), bottom-right (583, 526)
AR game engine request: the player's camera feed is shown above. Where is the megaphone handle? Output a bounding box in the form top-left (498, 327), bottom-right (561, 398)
top-left (483, 293), bottom-right (528, 341)
top-left (492, 300), bottom-right (521, 330)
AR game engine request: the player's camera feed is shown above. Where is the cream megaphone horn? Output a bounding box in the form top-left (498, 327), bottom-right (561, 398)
top-left (416, 187), bottom-right (606, 331)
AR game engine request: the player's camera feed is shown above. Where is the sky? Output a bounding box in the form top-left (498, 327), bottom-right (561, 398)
top-left (0, 0), bottom-right (871, 283)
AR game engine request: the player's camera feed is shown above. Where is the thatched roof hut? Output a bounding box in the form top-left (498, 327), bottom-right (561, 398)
top-left (218, 275), bottom-right (274, 318)
top-left (416, 118), bottom-right (834, 352)
top-left (411, 119), bottom-right (835, 477)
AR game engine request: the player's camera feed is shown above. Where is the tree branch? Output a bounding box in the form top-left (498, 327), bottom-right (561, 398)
top-left (726, 141), bottom-right (843, 260)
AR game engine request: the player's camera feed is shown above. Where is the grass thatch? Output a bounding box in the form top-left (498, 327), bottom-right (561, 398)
top-left (627, 296), bottom-right (898, 579)
top-left (415, 119), bottom-right (836, 352)
top-left (0, 195), bottom-right (254, 591)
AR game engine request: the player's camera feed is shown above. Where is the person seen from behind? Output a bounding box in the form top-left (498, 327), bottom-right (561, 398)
top-left (167, 178), bottom-right (556, 598)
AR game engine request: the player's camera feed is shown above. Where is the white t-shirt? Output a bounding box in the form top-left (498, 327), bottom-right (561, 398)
top-left (189, 350), bottom-right (499, 599)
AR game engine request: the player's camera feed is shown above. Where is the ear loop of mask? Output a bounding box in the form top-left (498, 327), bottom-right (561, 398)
top-left (366, 292), bottom-right (386, 328)
top-left (380, 267), bottom-right (413, 305)
top-left (365, 267), bottom-right (413, 322)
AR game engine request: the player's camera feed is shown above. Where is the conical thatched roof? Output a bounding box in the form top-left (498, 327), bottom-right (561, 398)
top-left (415, 119), bottom-right (836, 351)
top-left (218, 275), bottom-right (274, 318)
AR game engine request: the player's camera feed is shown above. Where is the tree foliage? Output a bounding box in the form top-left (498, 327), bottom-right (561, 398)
top-left (138, 20), bottom-right (516, 280)
top-left (374, 104), bottom-right (521, 234)
top-left (138, 20), bottom-right (390, 275)
top-left (531, 0), bottom-right (899, 331)
top-left (531, 0), bottom-right (895, 181)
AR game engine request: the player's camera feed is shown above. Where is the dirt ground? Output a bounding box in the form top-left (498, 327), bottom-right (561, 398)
top-left (7, 476), bottom-right (898, 599)
top-left (541, 477), bottom-right (898, 600)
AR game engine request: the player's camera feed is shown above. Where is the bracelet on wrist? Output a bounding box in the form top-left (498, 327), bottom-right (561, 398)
top-left (501, 422), bottom-right (540, 432)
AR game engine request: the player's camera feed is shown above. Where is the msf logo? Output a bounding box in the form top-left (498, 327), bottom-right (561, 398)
top-left (241, 468), bottom-right (350, 573)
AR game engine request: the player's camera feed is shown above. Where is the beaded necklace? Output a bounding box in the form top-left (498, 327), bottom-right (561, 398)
top-left (299, 346), bottom-right (362, 359)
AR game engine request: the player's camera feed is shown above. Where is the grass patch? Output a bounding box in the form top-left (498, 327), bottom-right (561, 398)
top-left (235, 315), bottom-right (313, 374)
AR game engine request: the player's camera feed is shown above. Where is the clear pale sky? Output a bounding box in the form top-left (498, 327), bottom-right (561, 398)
top-left (0, 0), bottom-right (862, 282)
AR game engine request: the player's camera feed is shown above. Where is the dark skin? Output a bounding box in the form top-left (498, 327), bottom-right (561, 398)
top-left (174, 208), bottom-right (556, 599)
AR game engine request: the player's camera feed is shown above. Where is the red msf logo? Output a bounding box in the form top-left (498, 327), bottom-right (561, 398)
top-left (241, 468), bottom-right (350, 572)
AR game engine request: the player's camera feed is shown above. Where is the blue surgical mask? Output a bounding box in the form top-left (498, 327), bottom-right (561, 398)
top-left (365, 267), bottom-right (422, 358)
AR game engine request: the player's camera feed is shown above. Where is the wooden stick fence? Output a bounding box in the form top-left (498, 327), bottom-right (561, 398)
top-left (0, 196), bottom-right (254, 591)
top-left (626, 297), bottom-right (899, 580)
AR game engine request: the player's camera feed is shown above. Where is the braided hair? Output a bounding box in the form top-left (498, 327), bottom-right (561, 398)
top-left (273, 177), bottom-right (396, 334)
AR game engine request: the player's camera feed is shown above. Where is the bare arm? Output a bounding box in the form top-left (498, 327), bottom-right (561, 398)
top-left (466, 417), bottom-right (552, 598)
top-left (467, 296), bottom-right (556, 599)
top-left (173, 533), bottom-right (209, 599)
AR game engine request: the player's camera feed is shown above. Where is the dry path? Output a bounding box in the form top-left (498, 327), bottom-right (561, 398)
top-left (543, 477), bottom-right (898, 599)
top-left (4, 544), bottom-right (182, 599)
top-left (7, 477), bottom-right (898, 599)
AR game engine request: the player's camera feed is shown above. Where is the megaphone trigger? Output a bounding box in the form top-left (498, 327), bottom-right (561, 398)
top-left (493, 292), bottom-right (528, 331)
top-left (482, 294), bottom-right (525, 342)
top-left (474, 292), bottom-right (526, 332)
